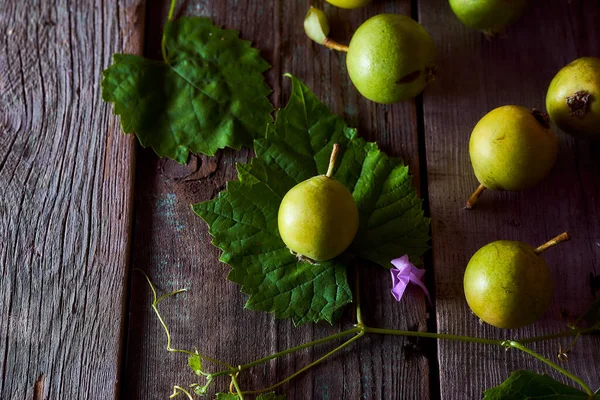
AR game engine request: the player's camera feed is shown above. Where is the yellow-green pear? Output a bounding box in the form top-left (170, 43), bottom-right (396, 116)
top-left (278, 144), bottom-right (359, 262)
top-left (326, 0), bottom-right (371, 9)
top-left (464, 232), bottom-right (569, 329)
top-left (466, 106), bottom-right (558, 209)
top-left (346, 14), bottom-right (436, 104)
top-left (546, 57), bottom-right (600, 139)
top-left (449, 0), bottom-right (529, 36)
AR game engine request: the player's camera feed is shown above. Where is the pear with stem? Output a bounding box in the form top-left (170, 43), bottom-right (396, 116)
top-left (278, 144), bottom-right (359, 263)
top-left (466, 106), bottom-right (558, 209)
top-left (464, 232), bottom-right (570, 329)
top-left (304, 8), bottom-right (436, 104)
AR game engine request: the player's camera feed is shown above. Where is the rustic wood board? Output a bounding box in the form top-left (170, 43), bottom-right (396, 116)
top-left (3, 0), bottom-right (598, 398)
top-left (123, 0), bottom-right (431, 399)
top-left (419, 0), bottom-right (600, 398)
top-left (0, 0), bottom-right (142, 399)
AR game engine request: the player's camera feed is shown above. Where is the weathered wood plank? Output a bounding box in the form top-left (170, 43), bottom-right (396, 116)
top-left (0, 0), bottom-right (143, 398)
top-left (419, 0), bottom-right (600, 398)
top-left (123, 1), bottom-right (430, 399)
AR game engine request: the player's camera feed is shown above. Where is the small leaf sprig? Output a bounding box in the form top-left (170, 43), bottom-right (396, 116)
top-left (137, 269), bottom-right (600, 399)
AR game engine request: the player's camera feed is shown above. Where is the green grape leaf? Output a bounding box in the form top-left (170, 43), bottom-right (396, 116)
top-left (215, 394), bottom-right (239, 400)
top-left (188, 353), bottom-right (202, 376)
top-left (483, 370), bottom-right (590, 399)
top-left (193, 74), bottom-right (430, 325)
top-left (102, 17), bottom-right (273, 163)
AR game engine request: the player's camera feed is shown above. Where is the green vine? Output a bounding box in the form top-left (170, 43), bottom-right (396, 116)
top-left (504, 341), bottom-right (592, 395)
top-left (171, 386), bottom-right (194, 400)
top-left (137, 269), bottom-right (597, 398)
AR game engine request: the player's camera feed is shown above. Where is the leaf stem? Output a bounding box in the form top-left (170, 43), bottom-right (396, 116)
top-left (230, 374), bottom-right (245, 399)
top-left (519, 328), bottom-right (591, 344)
top-left (505, 341), bottom-right (594, 396)
top-left (355, 263), bottom-right (363, 326)
top-left (364, 326), bottom-right (505, 345)
top-left (208, 325), bottom-right (594, 379)
top-left (558, 332), bottom-right (581, 361)
top-left (533, 232), bottom-right (571, 255)
top-left (170, 386), bottom-right (194, 400)
top-left (136, 269), bottom-right (233, 369)
top-left (241, 331), bottom-right (365, 395)
top-left (365, 326), bottom-right (593, 395)
top-left (210, 327), bottom-right (362, 378)
top-left (323, 38), bottom-right (349, 52)
top-left (156, 289), bottom-right (189, 305)
top-left (167, 0), bottom-right (177, 21)
top-left (161, 0), bottom-right (178, 63)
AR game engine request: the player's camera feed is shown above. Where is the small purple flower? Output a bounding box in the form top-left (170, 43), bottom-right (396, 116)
top-left (390, 255), bottom-right (431, 304)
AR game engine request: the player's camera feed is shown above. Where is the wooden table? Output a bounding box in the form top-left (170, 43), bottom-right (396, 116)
top-left (1, 0), bottom-right (599, 399)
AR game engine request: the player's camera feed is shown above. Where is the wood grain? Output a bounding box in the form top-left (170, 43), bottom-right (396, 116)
top-left (0, 0), bottom-right (143, 399)
top-left (419, 0), bottom-right (600, 398)
top-left (123, 0), bottom-right (430, 399)
top-left (4, 0), bottom-right (595, 398)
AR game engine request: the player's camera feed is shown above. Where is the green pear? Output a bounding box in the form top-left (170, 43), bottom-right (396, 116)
top-left (449, 0), bottom-right (529, 36)
top-left (326, 0), bottom-right (371, 9)
top-left (464, 232), bottom-right (569, 329)
top-left (278, 144), bottom-right (359, 262)
top-left (466, 106), bottom-right (558, 209)
top-left (346, 14), bottom-right (436, 104)
top-left (546, 57), bottom-right (600, 139)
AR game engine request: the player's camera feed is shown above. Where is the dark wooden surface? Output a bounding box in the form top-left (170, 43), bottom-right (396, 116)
top-left (420, 0), bottom-right (600, 398)
top-left (0, 0), bottom-right (143, 399)
top-left (2, 0), bottom-right (599, 399)
top-left (123, 1), bottom-right (429, 399)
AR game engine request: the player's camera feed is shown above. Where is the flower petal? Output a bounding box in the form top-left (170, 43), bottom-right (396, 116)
top-left (391, 254), bottom-right (411, 270)
top-left (391, 270), bottom-right (409, 301)
top-left (390, 255), bottom-right (431, 304)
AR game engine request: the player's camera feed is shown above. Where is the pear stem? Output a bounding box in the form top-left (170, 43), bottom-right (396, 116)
top-left (465, 184), bottom-right (486, 209)
top-left (323, 38), bottom-right (349, 52)
top-left (533, 232), bottom-right (571, 255)
top-left (326, 143), bottom-right (341, 178)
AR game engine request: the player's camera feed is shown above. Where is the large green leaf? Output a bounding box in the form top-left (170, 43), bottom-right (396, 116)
top-left (193, 75), bottom-right (430, 325)
top-left (102, 17), bottom-right (272, 163)
top-left (483, 370), bottom-right (590, 399)
top-left (215, 394), bottom-right (238, 400)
